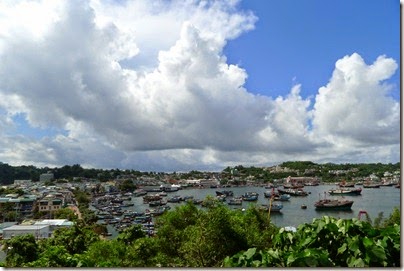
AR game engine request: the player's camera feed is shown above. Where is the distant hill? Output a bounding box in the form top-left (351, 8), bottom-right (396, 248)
top-left (0, 161), bottom-right (400, 185)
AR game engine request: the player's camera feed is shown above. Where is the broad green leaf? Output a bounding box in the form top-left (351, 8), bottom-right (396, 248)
top-left (370, 246), bottom-right (387, 261)
top-left (300, 237), bottom-right (313, 247)
top-left (337, 243), bottom-right (347, 255)
top-left (362, 237), bottom-right (373, 248)
top-left (349, 236), bottom-right (359, 252)
top-left (251, 260), bottom-right (262, 267)
top-left (244, 248), bottom-right (257, 260)
top-left (286, 254), bottom-right (296, 266)
top-left (348, 257), bottom-right (365, 267)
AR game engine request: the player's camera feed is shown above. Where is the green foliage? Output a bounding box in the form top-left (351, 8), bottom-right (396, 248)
top-left (3, 234), bottom-right (39, 267)
top-left (224, 215), bottom-right (400, 267)
top-left (79, 240), bottom-right (128, 267)
top-left (383, 206), bottom-right (400, 227)
top-left (1, 203), bottom-right (400, 268)
top-left (25, 245), bottom-right (80, 267)
top-left (46, 223), bottom-right (100, 255)
top-left (154, 201), bottom-right (278, 267)
top-left (117, 224), bottom-right (146, 245)
top-left (53, 207), bottom-right (78, 221)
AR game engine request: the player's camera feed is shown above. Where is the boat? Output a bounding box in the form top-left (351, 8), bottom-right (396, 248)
top-left (259, 203), bottom-right (283, 212)
top-left (143, 194), bottom-right (162, 203)
top-left (301, 204), bottom-right (307, 209)
top-left (146, 206), bottom-right (171, 216)
top-left (264, 190), bottom-right (277, 198)
top-left (167, 195), bottom-right (181, 203)
top-left (328, 187), bottom-right (362, 196)
top-left (148, 200), bottom-right (166, 207)
top-left (227, 197), bottom-right (243, 205)
top-left (215, 190), bottom-right (234, 197)
top-left (161, 184), bottom-right (180, 192)
top-left (133, 189), bottom-right (147, 197)
top-left (216, 195), bottom-right (227, 202)
top-left (283, 183), bottom-right (304, 189)
top-left (241, 192), bottom-right (259, 201)
top-left (305, 181), bottom-right (319, 186)
top-left (273, 194), bottom-right (291, 201)
top-left (144, 187), bottom-right (163, 192)
top-left (338, 181), bottom-right (355, 188)
top-left (277, 188), bottom-right (308, 197)
top-left (363, 182), bottom-right (381, 188)
top-left (380, 180), bottom-right (394, 186)
top-left (314, 198), bottom-right (354, 210)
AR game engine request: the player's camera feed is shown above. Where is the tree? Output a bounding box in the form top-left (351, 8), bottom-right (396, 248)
top-left (25, 245), bottom-right (80, 267)
top-left (117, 224), bottom-right (145, 245)
top-left (3, 234), bottom-right (39, 267)
top-left (47, 223), bottom-right (99, 255)
top-left (80, 240), bottom-right (128, 267)
top-left (53, 207), bottom-right (78, 221)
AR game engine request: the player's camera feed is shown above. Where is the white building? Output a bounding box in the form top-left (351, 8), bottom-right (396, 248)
top-left (2, 225), bottom-right (50, 239)
top-left (34, 219), bottom-right (74, 232)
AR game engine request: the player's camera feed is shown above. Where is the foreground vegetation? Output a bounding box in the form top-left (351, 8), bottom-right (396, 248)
top-left (0, 200), bottom-right (400, 268)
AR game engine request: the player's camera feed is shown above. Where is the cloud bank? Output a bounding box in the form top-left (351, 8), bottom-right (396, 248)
top-left (0, 0), bottom-right (399, 171)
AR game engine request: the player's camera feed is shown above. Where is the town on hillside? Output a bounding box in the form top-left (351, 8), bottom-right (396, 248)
top-left (0, 161), bottom-right (400, 241)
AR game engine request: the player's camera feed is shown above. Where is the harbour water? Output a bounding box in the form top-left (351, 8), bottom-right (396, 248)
top-left (102, 184), bottom-right (400, 236)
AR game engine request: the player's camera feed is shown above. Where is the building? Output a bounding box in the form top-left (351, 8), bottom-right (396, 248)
top-left (34, 219), bottom-right (74, 232)
top-left (37, 197), bottom-right (63, 213)
top-left (2, 224), bottom-right (50, 239)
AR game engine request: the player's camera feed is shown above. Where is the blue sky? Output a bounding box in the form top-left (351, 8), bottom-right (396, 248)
top-left (224, 0), bottom-right (400, 100)
top-left (0, 0), bottom-right (400, 171)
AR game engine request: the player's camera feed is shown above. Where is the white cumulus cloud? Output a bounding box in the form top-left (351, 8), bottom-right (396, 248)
top-left (0, 1), bottom-right (399, 171)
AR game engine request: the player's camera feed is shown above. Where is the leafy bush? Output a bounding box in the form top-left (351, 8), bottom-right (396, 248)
top-left (224, 215), bottom-right (400, 267)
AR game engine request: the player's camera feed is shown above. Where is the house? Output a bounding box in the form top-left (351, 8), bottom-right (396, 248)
top-left (2, 224), bottom-right (50, 239)
top-left (34, 219), bottom-right (74, 232)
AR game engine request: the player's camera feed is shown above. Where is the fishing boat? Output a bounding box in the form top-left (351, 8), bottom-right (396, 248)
top-left (338, 181), bottom-right (355, 187)
top-left (314, 198), bottom-right (354, 210)
top-left (259, 203), bottom-right (283, 213)
top-left (215, 190), bottom-right (234, 197)
top-left (277, 188), bottom-right (308, 197)
top-left (328, 187), bottom-right (362, 196)
top-left (227, 197), bottom-right (243, 205)
top-left (363, 182), bottom-right (381, 188)
top-left (273, 194), bottom-right (291, 201)
top-left (133, 189), bottom-right (147, 197)
top-left (167, 195), bottom-right (181, 203)
top-left (241, 192), bottom-right (259, 201)
top-left (143, 194), bottom-right (162, 203)
top-left (264, 190), bottom-right (277, 198)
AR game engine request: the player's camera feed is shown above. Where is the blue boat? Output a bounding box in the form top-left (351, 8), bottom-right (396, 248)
top-left (242, 192), bottom-right (259, 201)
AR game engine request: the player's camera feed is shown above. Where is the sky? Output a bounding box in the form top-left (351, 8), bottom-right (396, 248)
top-left (0, 0), bottom-right (400, 172)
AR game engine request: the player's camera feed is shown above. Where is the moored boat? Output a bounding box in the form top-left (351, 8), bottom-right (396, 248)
top-left (328, 187), bottom-right (362, 196)
top-left (277, 188), bottom-right (308, 197)
top-left (259, 203), bottom-right (283, 212)
top-left (242, 192), bottom-right (259, 201)
top-left (314, 198), bottom-right (354, 210)
top-left (338, 181), bottom-right (355, 188)
top-left (215, 190), bottom-right (234, 197)
top-left (133, 189), bottom-right (147, 197)
top-left (227, 197), bottom-right (243, 205)
top-left (363, 182), bottom-right (381, 188)
top-left (273, 194), bottom-right (291, 201)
